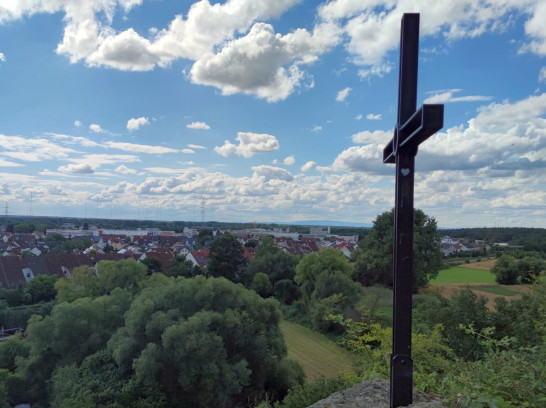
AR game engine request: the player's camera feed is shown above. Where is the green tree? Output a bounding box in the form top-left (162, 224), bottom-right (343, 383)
top-left (491, 254), bottom-right (519, 284)
top-left (295, 247), bottom-right (353, 305)
top-left (14, 288), bottom-right (132, 404)
top-left (26, 274), bottom-right (58, 303)
top-left (165, 255), bottom-right (203, 278)
top-left (141, 257), bottom-right (162, 273)
top-left (415, 288), bottom-right (492, 360)
top-left (251, 272), bottom-right (273, 298)
top-left (353, 209), bottom-right (442, 291)
top-left (55, 258), bottom-right (146, 302)
top-left (255, 236), bottom-right (280, 258)
top-left (517, 256), bottom-right (545, 283)
top-left (13, 224), bottom-right (35, 233)
top-left (245, 251), bottom-right (298, 291)
top-left (108, 276), bottom-right (303, 407)
top-left (207, 234), bottom-right (248, 283)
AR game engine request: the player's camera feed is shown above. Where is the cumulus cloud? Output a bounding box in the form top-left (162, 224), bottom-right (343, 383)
top-left (58, 163), bottom-right (96, 174)
top-left (188, 144), bottom-right (206, 149)
top-left (284, 155), bottom-right (295, 165)
top-left (115, 165), bottom-right (139, 175)
top-left (89, 123), bottom-right (105, 133)
top-left (366, 113), bottom-right (382, 120)
top-left (127, 116), bottom-right (149, 131)
top-left (336, 87), bottom-right (351, 102)
top-left (332, 144), bottom-right (387, 174)
top-left (7, 0), bottom-right (546, 99)
top-left (214, 132), bottom-right (279, 158)
top-left (0, 52), bottom-right (5, 62)
top-left (190, 21), bottom-right (338, 101)
top-left (187, 121), bottom-right (210, 130)
top-left (355, 114), bottom-right (363, 120)
top-left (301, 161), bottom-right (316, 172)
top-left (74, 120), bottom-right (81, 127)
top-left (352, 130), bottom-right (392, 144)
top-left (424, 89), bottom-right (492, 104)
top-left (252, 165), bottom-right (293, 182)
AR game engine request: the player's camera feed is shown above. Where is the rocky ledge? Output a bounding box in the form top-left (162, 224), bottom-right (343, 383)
top-left (308, 379), bottom-right (447, 408)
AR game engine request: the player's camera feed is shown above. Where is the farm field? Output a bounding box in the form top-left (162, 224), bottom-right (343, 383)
top-left (280, 320), bottom-right (354, 381)
top-left (430, 266), bottom-right (496, 284)
top-left (427, 261), bottom-right (531, 309)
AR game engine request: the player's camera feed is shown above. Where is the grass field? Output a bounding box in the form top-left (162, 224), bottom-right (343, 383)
top-left (280, 320), bottom-right (354, 381)
top-left (430, 267), bottom-right (496, 284)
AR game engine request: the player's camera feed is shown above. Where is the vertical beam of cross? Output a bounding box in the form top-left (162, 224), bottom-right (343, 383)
top-left (383, 13), bottom-right (444, 407)
top-left (390, 13), bottom-right (419, 408)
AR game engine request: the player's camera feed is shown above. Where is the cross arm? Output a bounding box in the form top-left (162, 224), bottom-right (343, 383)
top-left (383, 104), bottom-right (444, 163)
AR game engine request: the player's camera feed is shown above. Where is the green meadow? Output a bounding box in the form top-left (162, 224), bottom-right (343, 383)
top-left (430, 267), bottom-right (496, 284)
top-left (280, 320), bottom-right (354, 381)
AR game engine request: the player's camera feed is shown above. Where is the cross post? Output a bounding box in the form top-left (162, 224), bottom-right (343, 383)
top-left (383, 13), bottom-right (444, 408)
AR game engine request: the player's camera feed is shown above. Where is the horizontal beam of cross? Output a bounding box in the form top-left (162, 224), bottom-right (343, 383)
top-left (383, 104), bottom-right (444, 164)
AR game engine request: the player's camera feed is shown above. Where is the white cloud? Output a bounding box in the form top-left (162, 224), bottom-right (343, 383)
top-left (424, 89), bottom-right (492, 104)
top-left (0, 134), bottom-right (76, 162)
top-left (540, 67), bottom-right (546, 83)
top-left (0, 52), bottom-right (5, 62)
top-left (74, 120), bottom-right (81, 127)
top-left (127, 116), bottom-right (149, 131)
top-left (336, 87), bottom-right (351, 102)
top-left (5, 0), bottom-right (546, 101)
top-left (214, 132), bottom-right (279, 158)
top-left (352, 130), bottom-right (392, 144)
top-left (188, 144), bottom-right (206, 149)
top-left (252, 165), bottom-right (294, 182)
top-left (87, 29), bottom-right (157, 71)
top-left (311, 125), bottom-right (322, 132)
top-left (355, 114), bottom-right (362, 120)
top-left (89, 123), bottom-right (105, 133)
top-left (366, 113), bottom-right (382, 120)
top-left (182, 148), bottom-right (196, 154)
top-left (283, 155), bottom-right (295, 165)
top-left (115, 165), bottom-right (139, 175)
top-left (190, 22), bottom-right (335, 102)
top-left (301, 161), bottom-right (316, 172)
top-left (0, 158), bottom-right (23, 167)
top-left (105, 141), bottom-right (178, 154)
top-left (58, 163), bottom-right (96, 174)
top-left (332, 144), bottom-right (386, 174)
top-left (187, 121), bottom-right (210, 130)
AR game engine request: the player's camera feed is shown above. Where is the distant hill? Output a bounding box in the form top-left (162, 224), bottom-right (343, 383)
top-left (285, 220), bottom-right (373, 228)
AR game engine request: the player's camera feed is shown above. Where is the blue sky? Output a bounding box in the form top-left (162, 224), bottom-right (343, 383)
top-left (1, 0), bottom-right (545, 228)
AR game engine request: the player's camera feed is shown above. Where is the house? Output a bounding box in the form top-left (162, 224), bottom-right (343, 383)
top-left (334, 242), bottom-right (357, 258)
top-left (242, 247), bottom-right (255, 262)
top-left (187, 249), bottom-right (210, 269)
top-left (142, 248), bottom-right (175, 272)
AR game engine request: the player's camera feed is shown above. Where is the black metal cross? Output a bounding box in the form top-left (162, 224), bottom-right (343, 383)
top-left (383, 13), bottom-right (444, 408)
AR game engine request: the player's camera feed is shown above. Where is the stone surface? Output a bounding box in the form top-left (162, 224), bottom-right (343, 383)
top-left (308, 379), bottom-right (446, 408)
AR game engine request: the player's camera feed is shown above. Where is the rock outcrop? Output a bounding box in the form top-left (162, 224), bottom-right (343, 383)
top-left (308, 379), bottom-right (447, 408)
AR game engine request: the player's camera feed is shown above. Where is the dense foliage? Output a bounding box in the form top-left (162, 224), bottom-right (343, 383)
top-left (352, 209), bottom-right (443, 291)
top-left (491, 252), bottom-right (545, 284)
top-left (0, 259), bottom-right (303, 408)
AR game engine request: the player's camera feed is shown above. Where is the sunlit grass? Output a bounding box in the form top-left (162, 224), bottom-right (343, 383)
top-left (431, 267), bottom-right (496, 284)
top-left (280, 320), bottom-right (354, 381)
